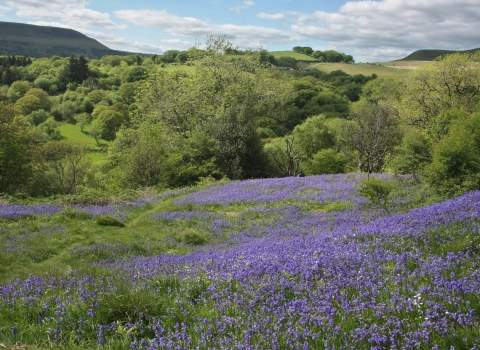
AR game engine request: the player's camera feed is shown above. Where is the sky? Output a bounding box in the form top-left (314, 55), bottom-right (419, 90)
top-left (0, 0), bottom-right (479, 62)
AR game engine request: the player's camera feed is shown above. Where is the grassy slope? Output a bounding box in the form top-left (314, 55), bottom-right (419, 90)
top-left (401, 48), bottom-right (480, 61)
top-left (57, 123), bottom-right (110, 163)
top-left (270, 51), bottom-right (319, 61)
top-left (307, 62), bottom-right (407, 77)
top-left (0, 21), bottom-right (135, 58)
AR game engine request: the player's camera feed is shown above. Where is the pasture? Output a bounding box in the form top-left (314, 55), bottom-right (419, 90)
top-left (0, 174), bottom-right (479, 349)
top-left (307, 62), bottom-right (408, 78)
top-left (270, 51), bottom-right (319, 61)
top-left (57, 123), bottom-right (110, 164)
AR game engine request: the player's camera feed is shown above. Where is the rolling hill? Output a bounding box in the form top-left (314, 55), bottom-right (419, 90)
top-left (400, 48), bottom-right (480, 61)
top-left (0, 21), bottom-right (136, 59)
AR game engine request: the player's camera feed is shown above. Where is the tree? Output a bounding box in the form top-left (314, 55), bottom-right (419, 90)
top-left (28, 109), bottom-right (49, 126)
top-left (424, 113), bottom-right (480, 196)
top-left (135, 36), bottom-right (292, 180)
top-left (399, 52), bottom-right (480, 128)
top-left (87, 89), bottom-right (107, 104)
top-left (293, 114), bottom-right (335, 160)
top-left (91, 107), bottom-right (125, 141)
top-left (24, 88), bottom-right (51, 111)
top-left (42, 140), bottom-right (91, 195)
top-left (265, 134), bottom-right (303, 177)
top-left (34, 77), bottom-right (53, 91)
top-left (118, 82), bottom-right (137, 105)
top-left (324, 50), bottom-right (342, 63)
top-left (0, 102), bottom-right (36, 194)
top-left (388, 127), bottom-right (432, 178)
top-left (121, 66), bottom-right (147, 83)
top-left (313, 51), bottom-right (325, 61)
top-left (275, 56), bottom-right (297, 68)
top-left (68, 55), bottom-right (90, 84)
top-left (306, 149), bottom-right (348, 175)
top-left (7, 80), bottom-right (30, 102)
top-left (15, 95), bottom-right (42, 116)
top-left (115, 127), bottom-right (166, 189)
top-left (341, 102), bottom-right (402, 173)
top-left (59, 100), bottom-right (77, 121)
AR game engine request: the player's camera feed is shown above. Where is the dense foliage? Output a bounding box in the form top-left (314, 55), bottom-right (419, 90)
top-left (0, 40), bottom-right (479, 199)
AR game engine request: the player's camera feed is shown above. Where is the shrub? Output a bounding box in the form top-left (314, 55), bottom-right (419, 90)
top-left (177, 229), bottom-right (206, 245)
top-left (61, 208), bottom-right (93, 220)
top-left (358, 177), bottom-right (395, 213)
top-left (96, 215), bottom-right (125, 227)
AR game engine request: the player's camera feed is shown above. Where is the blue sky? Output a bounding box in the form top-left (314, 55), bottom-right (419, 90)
top-left (0, 0), bottom-right (479, 62)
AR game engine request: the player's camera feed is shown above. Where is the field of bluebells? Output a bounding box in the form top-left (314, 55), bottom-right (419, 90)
top-left (1, 174), bottom-right (479, 349)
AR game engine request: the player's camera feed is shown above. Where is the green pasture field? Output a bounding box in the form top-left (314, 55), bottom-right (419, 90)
top-left (57, 123), bottom-right (110, 163)
top-left (306, 62), bottom-right (408, 77)
top-left (380, 60), bottom-right (432, 67)
top-left (270, 51), bottom-right (319, 61)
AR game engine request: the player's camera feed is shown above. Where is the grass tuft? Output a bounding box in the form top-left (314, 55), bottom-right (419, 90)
top-left (96, 215), bottom-right (125, 227)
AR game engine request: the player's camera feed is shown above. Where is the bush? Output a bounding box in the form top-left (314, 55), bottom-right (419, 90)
top-left (306, 149), bottom-right (347, 175)
top-left (358, 176), bottom-right (395, 213)
top-left (96, 215), bottom-right (125, 227)
top-left (61, 208), bottom-right (93, 220)
top-left (177, 229), bottom-right (206, 245)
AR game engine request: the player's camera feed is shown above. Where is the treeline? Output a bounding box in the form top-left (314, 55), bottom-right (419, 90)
top-left (0, 55), bottom-right (32, 68)
top-left (1, 37), bottom-right (479, 201)
top-left (293, 46), bottom-right (354, 63)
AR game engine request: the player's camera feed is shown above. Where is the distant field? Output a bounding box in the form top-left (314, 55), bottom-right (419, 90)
top-left (378, 60), bottom-right (432, 72)
top-left (270, 51), bottom-right (319, 61)
top-left (57, 123), bottom-right (110, 163)
top-left (307, 62), bottom-right (407, 78)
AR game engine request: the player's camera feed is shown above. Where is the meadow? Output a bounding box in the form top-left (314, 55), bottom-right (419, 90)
top-left (0, 174), bottom-right (479, 349)
top-left (306, 62), bottom-right (408, 78)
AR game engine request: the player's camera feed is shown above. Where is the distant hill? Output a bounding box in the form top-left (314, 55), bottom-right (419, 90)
top-left (401, 48), bottom-right (480, 61)
top-left (0, 21), bottom-right (137, 59)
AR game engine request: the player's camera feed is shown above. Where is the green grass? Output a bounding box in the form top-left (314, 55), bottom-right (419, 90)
top-left (307, 62), bottom-right (407, 77)
top-left (57, 123), bottom-right (109, 148)
top-left (270, 51), bottom-right (319, 61)
top-left (379, 60), bottom-right (432, 67)
top-left (57, 122), bottom-right (110, 163)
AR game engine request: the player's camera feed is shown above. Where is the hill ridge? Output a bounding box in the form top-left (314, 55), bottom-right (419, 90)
top-left (0, 21), bottom-right (139, 59)
top-left (400, 48), bottom-right (480, 61)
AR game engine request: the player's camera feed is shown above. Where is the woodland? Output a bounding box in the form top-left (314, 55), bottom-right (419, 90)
top-left (1, 36), bottom-right (480, 202)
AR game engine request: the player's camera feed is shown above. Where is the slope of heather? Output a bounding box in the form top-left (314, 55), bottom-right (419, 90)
top-left (0, 174), bottom-right (479, 349)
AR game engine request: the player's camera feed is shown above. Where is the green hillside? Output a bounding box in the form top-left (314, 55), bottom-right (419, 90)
top-left (0, 21), bottom-right (135, 58)
top-left (307, 62), bottom-right (405, 77)
top-left (270, 50), bottom-right (319, 61)
top-left (401, 48), bottom-right (480, 61)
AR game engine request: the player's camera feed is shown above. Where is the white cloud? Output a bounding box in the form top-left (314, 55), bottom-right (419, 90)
top-left (284, 0), bottom-right (480, 61)
top-left (256, 12), bottom-right (284, 20)
top-left (5, 0), bottom-right (126, 29)
top-left (79, 29), bottom-right (168, 54)
top-left (114, 9), bottom-right (302, 49)
top-left (27, 21), bottom-right (166, 54)
top-left (230, 1), bottom-right (254, 15)
top-left (5, 0), bottom-right (86, 8)
top-left (159, 38), bottom-right (194, 49)
top-left (0, 5), bottom-right (11, 17)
